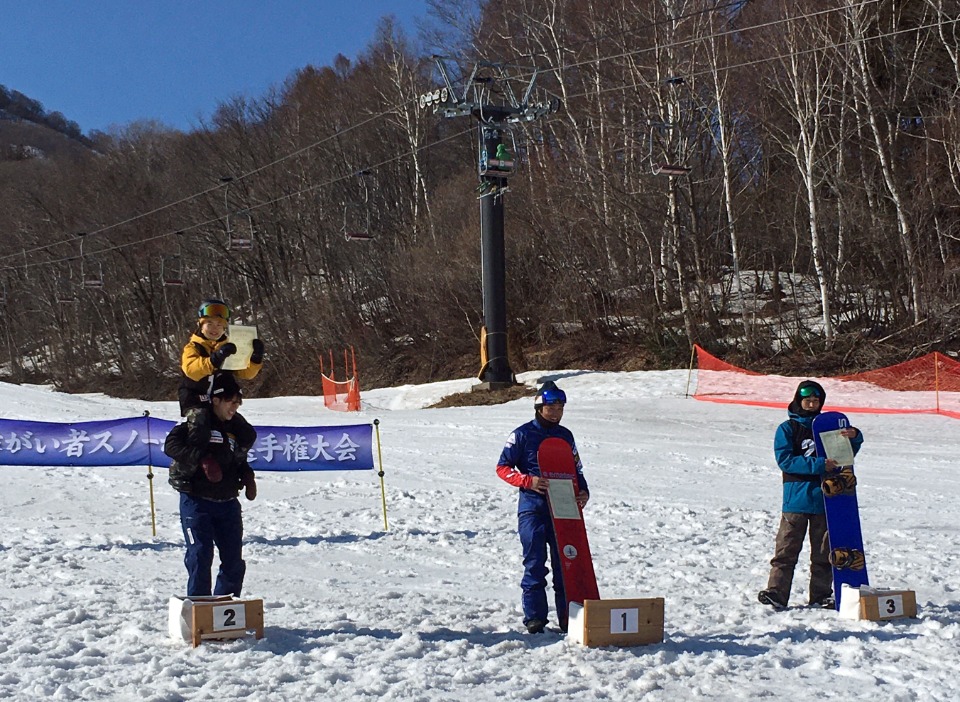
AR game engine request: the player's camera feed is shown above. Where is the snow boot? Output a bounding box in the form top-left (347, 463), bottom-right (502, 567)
top-left (758, 589), bottom-right (787, 609)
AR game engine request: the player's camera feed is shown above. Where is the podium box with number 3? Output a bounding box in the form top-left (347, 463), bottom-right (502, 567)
top-left (168, 596), bottom-right (264, 647)
top-left (838, 586), bottom-right (917, 621)
top-left (568, 597), bottom-right (665, 647)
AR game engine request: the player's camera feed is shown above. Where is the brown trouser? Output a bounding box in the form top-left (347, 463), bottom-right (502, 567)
top-left (765, 512), bottom-right (832, 605)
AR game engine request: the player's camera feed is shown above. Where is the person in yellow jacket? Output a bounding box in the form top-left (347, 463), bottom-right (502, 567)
top-left (176, 299), bottom-right (263, 458)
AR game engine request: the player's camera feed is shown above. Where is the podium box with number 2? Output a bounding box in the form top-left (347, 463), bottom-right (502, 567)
top-left (168, 596), bottom-right (264, 647)
top-left (568, 598), bottom-right (665, 647)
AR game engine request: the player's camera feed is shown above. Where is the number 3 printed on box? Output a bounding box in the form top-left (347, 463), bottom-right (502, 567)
top-left (881, 595), bottom-right (904, 618)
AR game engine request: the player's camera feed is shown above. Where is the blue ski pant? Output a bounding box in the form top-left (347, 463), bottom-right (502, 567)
top-left (179, 493), bottom-right (246, 597)
top-left (518, 510), bottom-right (567, 628)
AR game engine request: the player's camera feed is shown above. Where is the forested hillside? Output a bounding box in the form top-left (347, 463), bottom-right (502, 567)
top-left (0, 0), bottom-right (958, 399)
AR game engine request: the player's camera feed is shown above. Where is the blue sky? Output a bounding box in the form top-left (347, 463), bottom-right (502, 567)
top-left (1, 1), bottom-right (431, 135)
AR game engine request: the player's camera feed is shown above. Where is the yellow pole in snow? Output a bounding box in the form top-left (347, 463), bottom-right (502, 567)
top-left (374, 419), bottom-right (388, 531)
top-left (143, 411), bottom-right (157, 537)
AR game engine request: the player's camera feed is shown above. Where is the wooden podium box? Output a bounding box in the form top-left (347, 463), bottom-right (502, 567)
top-left (569, 598), bottom-right (664, 647)
top-left (191, 597), bottom-right (264, 647)
top-left (838, 586), bottom-right (917, 622)
top-left (168, 596), bottom-right (264, 647)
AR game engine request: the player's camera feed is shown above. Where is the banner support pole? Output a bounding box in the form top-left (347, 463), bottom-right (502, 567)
top-left (373, 419), bottom-right (388, 531)
top-left (143, 410), bottom-right (157, 537)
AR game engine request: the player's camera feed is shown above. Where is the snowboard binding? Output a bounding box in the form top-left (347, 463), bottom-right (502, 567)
top-left (829, 547), bottom-right (866, 571)
top-left (822, 466), bottom-right (857, 496)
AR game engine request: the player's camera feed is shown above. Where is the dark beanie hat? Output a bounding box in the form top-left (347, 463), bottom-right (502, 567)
top-left (788, 379), bottom-right (826, 417)
top-left (210, 372), bottom-right (242, 400)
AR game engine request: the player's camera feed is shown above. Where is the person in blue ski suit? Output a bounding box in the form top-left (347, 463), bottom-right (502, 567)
top-left (165, 372), bottom-right (257, 597)
top-left (496, 381), bottom-right (589, 634)
top-left (758, 379), bottom-right (863, 609)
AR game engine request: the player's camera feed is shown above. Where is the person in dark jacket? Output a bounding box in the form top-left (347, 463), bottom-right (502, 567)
top-left (496, 381), bottom-right (589, 634)
top-left (165, 372), bottom-right (258, 597)
top-left (758, 380), bottom-right (863, 609)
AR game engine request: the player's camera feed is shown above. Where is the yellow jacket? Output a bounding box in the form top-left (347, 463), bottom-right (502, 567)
top-left (181, 333), bottom-right (262, 381)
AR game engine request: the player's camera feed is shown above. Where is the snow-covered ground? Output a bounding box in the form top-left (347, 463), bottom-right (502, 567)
top-left (1, 369), bottom-right (957, 701)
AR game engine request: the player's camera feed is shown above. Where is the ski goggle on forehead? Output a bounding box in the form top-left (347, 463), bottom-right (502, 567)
top-left (538, 388), bottom-right (567, 405)
top-left (198, 303), bottom-right (230, 321)
top-left (799, 386), bottom-right (822, 398)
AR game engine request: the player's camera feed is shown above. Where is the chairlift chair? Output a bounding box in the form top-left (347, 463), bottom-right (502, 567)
top-left (75, 231), bottom-right (104, 290)
top-left (479, 131), bottom-right (518, 177)
top-left (342, 171), bottom-right (377, 242)
top-left (57, 269), bottom-right (79, 305)
top-left (228, 210), bottom-right (256, 252)
top-left (343, 205), bottom-right (374, 241)
top-left (648, 122), bottom-right (691, 177)
top-left (161, 254), bottom-right (185, 287)
top-left (220, 177), bottom-right (254, 251)
top-left (81, 258), bottom-right (104, 290)
top-left (653, 163), bottom-right (692, 177)
top-left (161, 232), bottom-right (187, 286)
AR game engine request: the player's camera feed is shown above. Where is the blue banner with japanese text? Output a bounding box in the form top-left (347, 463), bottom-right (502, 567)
top-left (0, 417), bottom-right (374, 471)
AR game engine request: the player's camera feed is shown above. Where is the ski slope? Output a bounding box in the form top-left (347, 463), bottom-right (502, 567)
top-left (0, 370), bottom-right (957, 701)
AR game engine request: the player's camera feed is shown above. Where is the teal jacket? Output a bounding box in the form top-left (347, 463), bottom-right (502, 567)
top-left (774, 411), bottom-right (864, 514)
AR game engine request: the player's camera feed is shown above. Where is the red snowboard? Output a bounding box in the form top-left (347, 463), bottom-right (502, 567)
top-left (537, 436), bottom-right (600, 614)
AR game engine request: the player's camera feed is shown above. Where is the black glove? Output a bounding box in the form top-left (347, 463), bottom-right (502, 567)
top-left (251, 338), bottom-right (265, 365)
top-left (210, 343), bottom-right (237, 368)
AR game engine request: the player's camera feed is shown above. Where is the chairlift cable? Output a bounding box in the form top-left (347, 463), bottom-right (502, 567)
top-left (3, 126), bottom-right (474, 272)
top-left (469, 0), bottom-right (886, 86)
top-left (0, 0), bottom-right (949, 273)
top-left (0, 1), bottom-right (885, 269)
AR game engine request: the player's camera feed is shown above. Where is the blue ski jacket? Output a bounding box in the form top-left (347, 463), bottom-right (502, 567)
top-left (774, 410), bottom-right (863, 514)
top-left (496, 417), bottom-right (588, 514)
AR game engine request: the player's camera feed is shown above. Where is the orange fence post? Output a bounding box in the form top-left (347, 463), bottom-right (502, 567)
top-left (935, 351), bottom-right (941, 415)
top-left (685, 344), bottom-right (698, 398)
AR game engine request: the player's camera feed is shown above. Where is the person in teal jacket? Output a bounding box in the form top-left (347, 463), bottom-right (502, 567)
top-left (758, 380), bottom-right (863, 609)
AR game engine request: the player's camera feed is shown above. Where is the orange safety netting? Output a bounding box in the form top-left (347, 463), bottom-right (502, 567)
top-left (319, 348), bottom-right (362, 412)
top-left (692, 345), bottom-right (960, 419)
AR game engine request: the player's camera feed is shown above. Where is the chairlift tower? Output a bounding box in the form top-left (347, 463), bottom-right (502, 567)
top-left (421, 57), bottom-right (560, 388)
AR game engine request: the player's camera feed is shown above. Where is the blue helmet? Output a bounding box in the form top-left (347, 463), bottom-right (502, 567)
top-left (534, 381), bottom-right (566, 407)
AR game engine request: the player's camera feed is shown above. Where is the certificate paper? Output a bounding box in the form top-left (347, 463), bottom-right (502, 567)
top-left (819, 429), bottom-right (855, 466)
top-left (547, 479), bottom-right (582, 520)
top-left (221, 325), bottom-right (258, 371)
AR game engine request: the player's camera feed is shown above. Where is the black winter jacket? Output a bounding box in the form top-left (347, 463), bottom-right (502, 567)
top-left (165, 412), bottom-right (256, 500)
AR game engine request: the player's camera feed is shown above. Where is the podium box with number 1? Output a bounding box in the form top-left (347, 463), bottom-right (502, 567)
top-left (168, 596), bottom-right (264, 647)
top-left (568, 598), bottom-right (665, 647)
